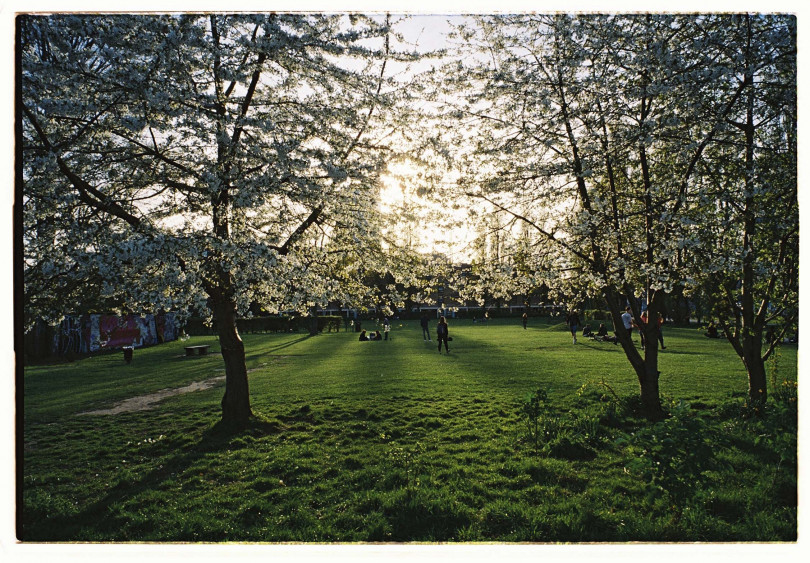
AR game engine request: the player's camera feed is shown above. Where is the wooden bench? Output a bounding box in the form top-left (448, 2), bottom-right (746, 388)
top-left (184, 345), bottom-right (210, 356)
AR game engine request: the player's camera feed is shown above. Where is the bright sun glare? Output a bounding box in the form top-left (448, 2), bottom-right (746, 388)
top-left (379, 160), bottom-right (415, 211)
top-left (379, 160), bottom-right (476, 260)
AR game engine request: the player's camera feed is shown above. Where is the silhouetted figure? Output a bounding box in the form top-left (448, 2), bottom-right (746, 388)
top-left (437, 316), bottom-right (450, 353)
top-left (566, 310), bottom-right (580, 344)
top-left (420, 313), bottom-right (431, 341)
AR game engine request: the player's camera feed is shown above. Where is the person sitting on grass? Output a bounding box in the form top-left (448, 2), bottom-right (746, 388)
top-left (593, 323), bottom-right (619, 344)
top-left (372, 330), bottom-right (383, 341)
top-left (705, 323), bottom-right (719, 339)
top-left (359, 330), bottom-right (369, 341)
top-left (582, 325), bottom-right (593, 338)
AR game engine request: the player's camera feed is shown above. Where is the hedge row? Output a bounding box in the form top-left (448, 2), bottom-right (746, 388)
top-left (582, 309), bottom-right (611, 321)
top-left (183, 315), bottom-right (344, 336)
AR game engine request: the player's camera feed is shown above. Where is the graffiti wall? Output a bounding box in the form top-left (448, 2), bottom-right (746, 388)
top-left (87, 313), bottom-right (178, 351)
top-left (91, 315), bottom-right (140, 350)
top-left (155, 312), bottom-right (177, 343)
top-left (28, 313), bottom-right (179, 357)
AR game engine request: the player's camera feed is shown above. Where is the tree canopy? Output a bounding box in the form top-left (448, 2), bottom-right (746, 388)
top-left (20, 12), bottom-right (797, 421)
top-left (21, 14), bottom-right (418, 423)
top-left (429, 13), bottom-right (797, 412)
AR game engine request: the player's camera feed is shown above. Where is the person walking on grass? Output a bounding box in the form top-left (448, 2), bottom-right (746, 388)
top-left (522, 312), bottom-right (528, 330)
top-left (566, 309), bottom-right (580, 344)
top-left (420, 313), bottom-right (431, 342)
top-left (437, 316), bottom-right (450, 353)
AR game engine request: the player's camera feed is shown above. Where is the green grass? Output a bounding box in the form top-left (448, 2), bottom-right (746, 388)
top-left (21, 317), bottom-right (798, 542)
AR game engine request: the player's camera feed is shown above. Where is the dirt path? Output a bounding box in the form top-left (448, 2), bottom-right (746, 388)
top-left (77, 376), bottom-right (226, 416)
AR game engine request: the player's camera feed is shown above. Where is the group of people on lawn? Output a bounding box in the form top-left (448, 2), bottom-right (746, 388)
top-left (360, 308), bottom-right (664, 352)
top-left (360, 313), bottom-right (451, 353)
top-left (358, 317), bottom-right (391, 341)
top-left (566, 307), bottom-right (665, 349)
top-left (358, 330), bottom-right (384, 341)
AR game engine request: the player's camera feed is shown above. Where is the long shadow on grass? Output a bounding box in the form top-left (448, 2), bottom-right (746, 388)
top-left (574, 341), bottom-right (624, 353)
top-left (21, 416), bottom-right (282, 541)
top-left (242, 335), bottom-right (313, 367)
top-left (574, 340), bottom-right (706, 357)
top-left (439, 328), bottom-right (546, 387)
top-left (306, 332), bottom-right (412, 396)
top-left (262, 335), bottom-right (312, 354)
top-left (655, 349), bottom-right (712, 356)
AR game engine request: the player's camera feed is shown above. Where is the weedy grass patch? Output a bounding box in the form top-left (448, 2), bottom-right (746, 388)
top-left (21, 318), bottom-right (797, 542)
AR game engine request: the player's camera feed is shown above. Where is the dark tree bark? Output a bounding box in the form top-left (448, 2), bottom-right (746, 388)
top-left (309, 305), bottom-right (319, 337)
top-left (213, 295), bottom-right (252, 425)
top-left (605, 289), bottom-right (664, 419)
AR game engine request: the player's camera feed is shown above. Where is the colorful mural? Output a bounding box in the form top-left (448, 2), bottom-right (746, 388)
top-left (29, 313), bottom-right (179, 357)
top-left (87, 313), bottom-right (177, 351)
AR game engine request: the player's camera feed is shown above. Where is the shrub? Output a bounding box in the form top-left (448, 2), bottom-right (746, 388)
top-left (769, 347), bottom-right (798, 406)
top-left (237, 316), bottom-right (297, 333)
top-left (183, 315), bottom-right (344, 335)
top-left (583, 309), bottom-right (610, 321)
top-left (616, 401), bottom-right (721, 504)
top-left (183, 316), bottom-right (298, 335)
top-left (316, 316), bottom-right (343, 333)
top-left (521, 388), bottom-right (547, 453)
top-left (520, 387), bottom-right (603, 459)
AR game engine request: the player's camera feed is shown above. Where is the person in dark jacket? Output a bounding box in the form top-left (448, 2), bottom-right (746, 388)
top-left (566, 310), bottom-right (580, 344)
top-left (420, 313), bottom-right (431, 341)
top-left (436, 316), bottom-right (450, 353)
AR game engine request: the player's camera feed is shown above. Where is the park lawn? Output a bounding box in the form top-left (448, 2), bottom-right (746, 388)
top-left (20, 317), bottom-right (797, 542)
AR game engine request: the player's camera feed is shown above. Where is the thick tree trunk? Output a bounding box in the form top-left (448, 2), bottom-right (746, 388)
top-left (743, 336), bottom-right (768, 405)
top-left (309, 305), bottom-right (319, 337)
top-left (605, 290), bottom-right (663, 419)
top-left (638, 366), bottom-right (662, 417)
top-left (214, 297), bottom-right (253, 426)
top-left (639, 321), bottom-right (663, 418)
top-left (739, 20), bottom-right (767, 408)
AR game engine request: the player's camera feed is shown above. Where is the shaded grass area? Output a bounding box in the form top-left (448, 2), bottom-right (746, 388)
top-left (21, 318), bottom-right (797, 542)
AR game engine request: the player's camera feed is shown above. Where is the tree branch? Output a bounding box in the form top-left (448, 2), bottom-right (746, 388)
top-left (23, 103), bottom-right (143, 229)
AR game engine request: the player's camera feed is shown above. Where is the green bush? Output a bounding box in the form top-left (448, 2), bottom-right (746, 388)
top-left (520, 387), bottom-right (603, 459)
top-left (238, 316), bottom-right (297, 333)
top-left (616, 401), bottom-right (720, 504)
top-left (317, 316), bottom-right (343, 333)
top-left (182, 317), bottom-right (217, 335)
top-left (584, 309), bottom-right (610, 321)
top-left (182, 315), bottom-right (343, 335)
